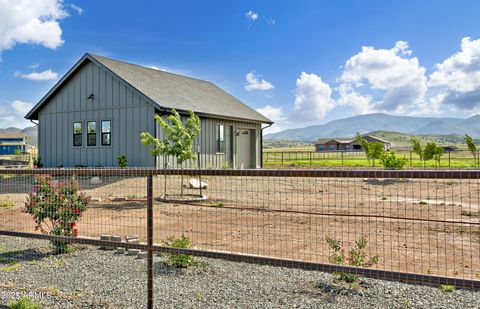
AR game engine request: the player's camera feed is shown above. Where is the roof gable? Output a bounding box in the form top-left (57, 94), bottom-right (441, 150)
top-left (26, 53), bottom-right (272, 124)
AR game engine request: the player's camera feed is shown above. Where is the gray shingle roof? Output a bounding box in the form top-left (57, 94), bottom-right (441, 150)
top-left (26, 53), bottom-right (272, 124)
top-left (90, 54), bottom-right (272, 123)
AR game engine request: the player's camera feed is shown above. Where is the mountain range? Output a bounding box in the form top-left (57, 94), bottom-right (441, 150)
top-left (265, 113), bottom-right (480, 142)
top-left (2, 113), bottom-right (480, 147)
top-left (0, 126), bottom-right (38, 146)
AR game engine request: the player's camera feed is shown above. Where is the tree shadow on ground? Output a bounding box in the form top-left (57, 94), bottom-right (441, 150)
top-left (0, 175), bottom-right (130, 194)
top-left (154, 260), bottom-right (188, 276)
top-left (0, 248), bottom-right (53, 264)
top-left (89, 201), bottom-right (146, 211)
top-left (364, 178), bottom-right (411, 186)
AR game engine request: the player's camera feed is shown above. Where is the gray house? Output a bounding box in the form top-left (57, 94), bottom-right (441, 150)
top-left (25, 53), bottom-right (272, 168)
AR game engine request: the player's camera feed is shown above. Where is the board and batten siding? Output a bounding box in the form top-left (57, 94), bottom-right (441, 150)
top-left (155, 115), bottom-right (261, 169)
top-left (38, 60), bottom-right (156, 167)
top-left (37, 59), bottom-right (262, 168)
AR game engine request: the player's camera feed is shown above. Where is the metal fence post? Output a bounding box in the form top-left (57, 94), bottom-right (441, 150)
top-left (309, 152), bottom-right (312, 165)
top-left (281, 152), bottom-right (283, 165)
top-left (448, 152), bottom-right (451, 167)
top-left (410, 151), bottom-right (412, 167)
top-left (147, 174), bottom-right (154, 309)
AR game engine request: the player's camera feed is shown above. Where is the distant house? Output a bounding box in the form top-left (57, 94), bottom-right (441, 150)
top-left (25, 53), bottom-right (272, 168)
top-left (315, 135), bottom-right (392, 152)
top-left (0, 133), bottom-right (28, 155)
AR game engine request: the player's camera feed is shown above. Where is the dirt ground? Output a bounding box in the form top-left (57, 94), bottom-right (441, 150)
top-left (1, 174), bottom-right (479, 280)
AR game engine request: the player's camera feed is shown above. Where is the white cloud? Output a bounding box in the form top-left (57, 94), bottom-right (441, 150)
top-left (15, 69), bottom-right (58, 81)
top-left (70, 4), bottom-right (83, 15)
top-left (339, 41), bottom-right (428, 113)
top-left (0, 100), bottom-right (33, 128)
top-left (256, 105), bottom-right (285, 133)
top-left (428, 37), bottom-right (480, 111)
top-left (266, 17), bottom-right (276, 25)
top-left (245, 10), bottom-right (258, 22)
top-left (336, 84), bottom-right (373, 114)
top-left (245, 71), bottom-right (274, 91)
top-left (0, 0), bottom-right (68, 57)
top-left (292, 72), bottom-right (335, 121)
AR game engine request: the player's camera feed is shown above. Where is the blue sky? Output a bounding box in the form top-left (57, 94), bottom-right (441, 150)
top-left (1, 1), bottom-right (480, 132)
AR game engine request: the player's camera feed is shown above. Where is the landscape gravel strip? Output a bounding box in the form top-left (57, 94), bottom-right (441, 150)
top-left (1, 236), bottom-right (479, 308)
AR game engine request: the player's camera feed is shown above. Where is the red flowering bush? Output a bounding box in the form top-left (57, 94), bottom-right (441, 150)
top-left (25, 175), bottom-right (90, 253)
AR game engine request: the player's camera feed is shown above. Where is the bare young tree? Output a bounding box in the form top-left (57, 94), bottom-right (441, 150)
top-left (141, 109), bottom-right (201, 195)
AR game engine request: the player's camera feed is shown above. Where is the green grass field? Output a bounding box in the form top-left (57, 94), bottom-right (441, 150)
top-left (263, 150), bottom-right (480, 168)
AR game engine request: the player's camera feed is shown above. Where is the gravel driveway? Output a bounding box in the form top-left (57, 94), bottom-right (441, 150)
top-left (0, 236), bottom-right (479, 308)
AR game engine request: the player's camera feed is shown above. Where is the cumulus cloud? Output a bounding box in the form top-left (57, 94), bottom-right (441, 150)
top-left (339, 41), bottom-right (428, 113)
top-left (0, 100), bottom-right (33, 128)
top-left (336, 84), bottom-right (373, 114)
top-left (256, 105), bottom-right (285, 133)
top-left (245, 10), bottom-right (258, 22)
top-left (245, 71), bottom-right (274, 91)
top-left (292, 72), bottom-right (335, 121)
top-left (15, 69), bottom-right (58, 81)
top-left (0, 0), bottom-right (68, 57)
top-left (428, 37), bottom-right (480, 111)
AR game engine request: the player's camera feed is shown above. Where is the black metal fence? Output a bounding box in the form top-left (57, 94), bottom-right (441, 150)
top-left (1, 168), bottom-right (480, 307)
top-left (0, 154), bottom-right (31, 168)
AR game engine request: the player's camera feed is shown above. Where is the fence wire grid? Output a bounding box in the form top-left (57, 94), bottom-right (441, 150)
top-left (0, 168), bottom-right (480, 307)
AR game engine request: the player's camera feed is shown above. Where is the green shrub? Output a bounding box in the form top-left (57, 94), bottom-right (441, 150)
top-left (117, 155), bottom-right (128, 168)
top-left (25, 175), bottom-right (90, 253)
top-left (440, 284), bottom-right (456, 292)
top-left (164, 235), bottom-right (197, 268)
top-left (380, 151), bottom-right (407, 170)
top-left (32, 156), bottom-right (43, 168)
top-left (325, 236), bottom-right (379, 284)
top-left (9, 296), bottom-right (42, 309)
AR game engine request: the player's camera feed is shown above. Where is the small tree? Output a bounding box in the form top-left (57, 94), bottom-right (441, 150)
top-left (464, 134), bottom-right (478, 168)
top-left (325, 236), bottom-right (379, 284)
top-left (368, 142), bottom-right (385, 167)
top-left (424, 142), bottom-right (443, 167)
top-left (380, 151), bottom-right (407, 170)
top-left (25, 175), bottom-right (90, 253)
top-left (411, 137), bottom-right (424, 166)
top-left (141, 109), bottom-right (201, 194)
top-left (117, 154), bottom-right (128, 168)
top-left (355, 133), bottom-right (370, 165)
top-left (432, 145), bottom-right (444, 167)
top-left (411, 138), bottom-right (443, 167)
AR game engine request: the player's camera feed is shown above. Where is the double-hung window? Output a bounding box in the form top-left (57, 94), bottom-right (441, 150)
top-left (101, 121), bottom-right (111, 146)
top-left (87, 121), bottom-right (96, 146)
top-left (73, 122), bottom-right (82, 147)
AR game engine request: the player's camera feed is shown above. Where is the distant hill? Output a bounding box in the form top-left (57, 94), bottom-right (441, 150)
top-left (0, 126), bottom-right (38, 147)
top-left (263, 139), bottom-right (313, 149)
top-left (265, 113), bottom-right (480, 142)
top-left (366, 131), bottom-right (480, 147)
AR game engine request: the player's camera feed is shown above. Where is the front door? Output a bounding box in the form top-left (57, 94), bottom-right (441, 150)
top-left (235, 129), bottom-right (252, 168)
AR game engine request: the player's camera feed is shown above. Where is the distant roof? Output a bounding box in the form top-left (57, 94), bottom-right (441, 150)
top-left (315, 134), bottom-right (391, 145)
top-left (363, 135), bottom-right (391, 144)
top-left (0, 133), bottom-right (26, 140)
top-left (26, 53), bottom-right (272, 124)
top-left (315, 138), bottom-right (354, 144)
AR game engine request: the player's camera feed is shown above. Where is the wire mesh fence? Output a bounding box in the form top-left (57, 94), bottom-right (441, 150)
top-left (1, 168), bottom-right (479, 307)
